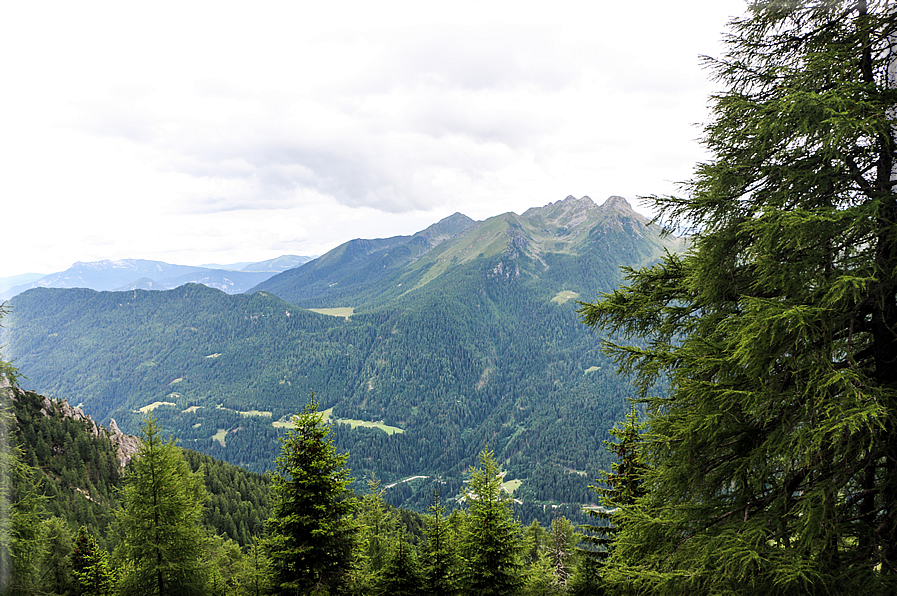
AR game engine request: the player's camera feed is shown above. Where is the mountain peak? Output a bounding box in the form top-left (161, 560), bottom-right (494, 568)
top-left (600, 195), bottom-right (633, 212)
top-left (414, 212), bottom-right (476, 247)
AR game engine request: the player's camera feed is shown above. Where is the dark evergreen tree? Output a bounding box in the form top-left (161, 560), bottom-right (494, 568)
top-left (265, 398), bottom-right (356, 595)
top-left (377, 527), bottom-right (424, 596)
top-left (116, 417), bottom-right (210, 595)
top-left (422, 491), bottom-right (459, 596)
top-left (40, 516), bottom-right (74, 596)
top-left (462, 448), bottom-right (523, 596)
top-left (72, 528), bottom-right (115, 596)
top-left (580, 407), bottom-right (646, 564)
top-left (580, 1), bottom-right (897, 593)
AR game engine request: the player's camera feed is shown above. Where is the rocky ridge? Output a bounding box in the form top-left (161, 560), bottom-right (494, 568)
top-left (35, 392), bottom-right (141, 466)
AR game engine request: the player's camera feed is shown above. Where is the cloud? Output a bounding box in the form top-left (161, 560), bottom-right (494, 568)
top-left (333, 23), bottom-right (581, 94)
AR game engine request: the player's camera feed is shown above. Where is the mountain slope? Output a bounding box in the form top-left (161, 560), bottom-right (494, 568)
top-left (5, 195), bottom-right (682, 512)
top-left (8, 384), bottom-right (270, 547)
top-left (251, 196), bottom-right (678, 311)
top-left (0, 255), bottom-right (316, 299)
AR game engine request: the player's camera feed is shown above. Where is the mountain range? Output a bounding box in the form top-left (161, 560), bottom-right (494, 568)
top-left (4, 195), bottom-right (683, 513)
top-left (0, 254), bottom-right (317, 300)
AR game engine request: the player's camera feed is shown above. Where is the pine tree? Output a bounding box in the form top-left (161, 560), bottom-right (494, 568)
top-left (353, 476), bottom-right (395, 587)
top-left (116, 417), bottom-right (210, 596)
top-left (461, 448), bottom-right (523, 596)
top-left (580, 407), bottom-right (646, 564)
top-left (72, 528), bottom-right (115, 596)
top-left (377, 527), bottom-right (424, 596)
top-left (421, 491), bottom-right (459, 596)
top-left (580, 1), bottom-right (897, 593)
top-left (265, 398), bottom-right (356, 595)
top-left (40, 516), bottom-right (74, 596)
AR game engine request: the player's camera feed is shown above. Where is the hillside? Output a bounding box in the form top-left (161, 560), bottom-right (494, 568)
top-left (4, 195), bottom-right (683, 512)
top-left (8, 384), bottom-right (270, 547)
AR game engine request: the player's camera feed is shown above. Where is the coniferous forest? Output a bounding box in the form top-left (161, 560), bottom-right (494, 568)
top-left (4, 1), bottom-right (897, 594)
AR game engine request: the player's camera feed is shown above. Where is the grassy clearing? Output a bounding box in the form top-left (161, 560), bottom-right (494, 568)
top-left (551, 290), bottom-right (580, 305)
top-left (273, 407), bottom-right (404, 435)
top-left (308, 307), bottom-right (355, 319)
top-left (212, 429), bottom-right (227, 446)
top-left (215, 405), bottom-right (272, 417)
top-left (238, 409), bottom-right (272, 417)
top-left (584, 366), bottom-right (601, 374)
top-left (501, 479), bottom-right (523, 495)
top-left (139, 401), bottom-right (176, 414)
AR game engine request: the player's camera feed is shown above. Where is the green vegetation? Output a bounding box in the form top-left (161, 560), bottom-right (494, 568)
top-left (550, 290), bottom-right (579, 305)
top-left (3, 383), bottom-right (605, 595)
top-left (264, 398), bottom-right (357, 594)
top-left (6, 194), bottom-right (669, 511)
top-left (116, 417), bottom-right (210, 595)
top-left (580, 2), bottom-right (897, 593)
top-left (137, 401), bottom-right (175, 413)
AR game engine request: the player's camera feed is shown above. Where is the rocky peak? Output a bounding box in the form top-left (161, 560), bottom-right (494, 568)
top-left (600, 195), bottom-right (650, 225)
top-left (414, 212), bottom-right (476, 247)
top-left (108, 418), bottom-right (141, 467)
top-left (37, 394), bottom-right (141, 467)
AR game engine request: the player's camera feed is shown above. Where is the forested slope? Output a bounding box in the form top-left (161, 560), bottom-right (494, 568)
top-left (5, 195), bottom-right (682, 513)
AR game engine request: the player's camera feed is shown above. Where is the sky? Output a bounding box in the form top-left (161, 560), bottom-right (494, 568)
top-left (2, 0), bottom-right (749, 278)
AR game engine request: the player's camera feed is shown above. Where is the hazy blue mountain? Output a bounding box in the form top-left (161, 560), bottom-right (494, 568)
top-left (1, 255), bottom-right (317, 299)
top-left (5, 195), bottom-right (682, 513)
top-left (0, 272), bottom-right (45, 296)
top-left (240, 254), bottom-right (317, 271)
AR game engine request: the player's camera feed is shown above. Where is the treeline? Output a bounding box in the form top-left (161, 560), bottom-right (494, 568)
top-left (6, 273), bottom-right (634, 510)
top-left (1, 384), bottom-right (612, 595)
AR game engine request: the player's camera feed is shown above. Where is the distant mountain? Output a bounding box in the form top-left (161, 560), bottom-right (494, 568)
top-left (252, 195), bottom-right (680, 309)
top-left (5, 195), bottom-right (683, 514)
top-left (0, 272), bottom-right (45, 296)
top-left (0, 255), bottom-right (317, 300)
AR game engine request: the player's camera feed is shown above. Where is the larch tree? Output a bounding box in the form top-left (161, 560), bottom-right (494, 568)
top-left (116, 417), bottom-right (210, 596)
top-left (264, 398), bottom-right (356, 595)
top-left (580, 1), bottom-right (897, 593)
top-left (72, 527), bottom-right (115, 596)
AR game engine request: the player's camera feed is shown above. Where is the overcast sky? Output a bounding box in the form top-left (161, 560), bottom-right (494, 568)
top-left (2, 0), bottom-right (748, 278)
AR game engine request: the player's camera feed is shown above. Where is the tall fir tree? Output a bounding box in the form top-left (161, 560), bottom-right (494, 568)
top-left (580, 1), bottom-right (897, 593)
top-left (461, 448), bottom-right (523, 596)
top-left (422, 491), bottom-right (459, 596)
top-left (377, 526), bottom-right (424, 596)
top-left (115, 417), bottom-right (210, 596)
top-left (265, 398), bottom-right (356, 595)
top-left (580, 407), bottom-right (646, 565)
top-left (72, 528), bottom-right (115, 596)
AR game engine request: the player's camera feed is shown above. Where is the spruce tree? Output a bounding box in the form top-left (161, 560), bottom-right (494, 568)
top-left (580, 407), bottom-right (646, 564)
top-left (580, 1), bottom-right (897, 593)
top-left (265, 398), bottom-right (356, 595)
top-left (421, 491), bottom-right (459, 596)
top-left (461, 448), bottom-right (523, 596)
top-left (116, 417), bottom-right (209, 596)
top-left (377, 527), bottom-right (424, 596)
top-left (72, 528), bottom-right (115, 596)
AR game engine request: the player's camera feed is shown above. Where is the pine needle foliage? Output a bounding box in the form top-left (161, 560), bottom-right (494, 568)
top-left (461, 448), bottom-right (524, 596)
top-left (581, 407), bottom-right (646, 564)
top-left (264, 397), bottom-right (356, 595)
top-left (116, 417), bottom-right (210, 596)
top-left (579, 1), bottom-right (897, 594)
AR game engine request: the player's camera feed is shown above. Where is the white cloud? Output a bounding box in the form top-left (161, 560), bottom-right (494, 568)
top-left (0, 0), bottom-right (748, 277)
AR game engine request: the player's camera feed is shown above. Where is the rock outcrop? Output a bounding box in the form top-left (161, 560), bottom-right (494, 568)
top-left (35, 393), bottom-right (141, 466)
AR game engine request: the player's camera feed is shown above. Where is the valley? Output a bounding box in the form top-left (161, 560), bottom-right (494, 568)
top-left (4, 195), bottom-right (682, 515)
